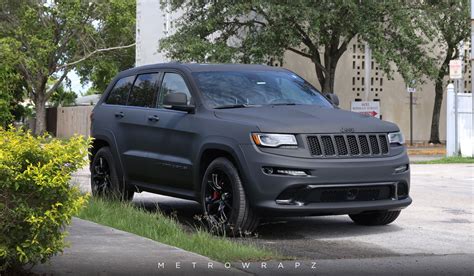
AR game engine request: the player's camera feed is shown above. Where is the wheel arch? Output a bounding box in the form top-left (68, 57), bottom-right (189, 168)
top-left (90, 138), bottom-right (110, 163)
top-left (195, 141), bottom-right (249, 202)
top-left (89, 131), bottom-right (124, 178)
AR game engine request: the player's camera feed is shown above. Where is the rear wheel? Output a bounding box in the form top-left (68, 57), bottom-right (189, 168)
top-left (91, 147), bottom-right (134, 201)
top-left (349, 210), bottom-right (401, 226)
top-left (201, 157), bottom-right (259, 235)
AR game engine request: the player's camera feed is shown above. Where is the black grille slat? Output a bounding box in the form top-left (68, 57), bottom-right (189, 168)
top-left (307, 185), bottom-right (392, 203)
top-left (369, 135), bottom-right (380, 154)
top-left (307, 133), bottom-right (389, 158)
top-left (359, 135), bottom-right (370, 154)
top-left (307, 136), bottom-right (322, 156)
top-left (321, 136), bottom-right (336, 155)
top-left (379, 135), bottom-right (389, 154)
top-left (334, 136), bottom-right (348, 155)
top-left (347, 135), bottom-right (360, 155)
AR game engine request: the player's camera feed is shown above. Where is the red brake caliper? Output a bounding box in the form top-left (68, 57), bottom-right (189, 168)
top-left (212, 191), bottom-right (220, 200)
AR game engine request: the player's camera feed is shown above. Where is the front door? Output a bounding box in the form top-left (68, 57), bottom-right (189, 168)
top-left (143, 71), bottom-right (196, 190)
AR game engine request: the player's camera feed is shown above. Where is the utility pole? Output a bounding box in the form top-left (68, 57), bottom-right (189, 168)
top-left (471, 0), bottom-right (474, 157)
top-left (364, 41), bottom-right (371, 101)
top-left (410, 91), bottom-right (413, 146)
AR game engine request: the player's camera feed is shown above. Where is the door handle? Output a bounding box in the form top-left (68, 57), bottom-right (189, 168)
top-left (147, 115), bottom-right (160, 122)
top-left (114, 112), bottom-right (124, 118)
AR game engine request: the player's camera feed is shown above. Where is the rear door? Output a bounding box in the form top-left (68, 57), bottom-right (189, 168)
top-left (119, 72), bottom-right (161, 183)
top-left (96, 75), bottom-right (135, 176)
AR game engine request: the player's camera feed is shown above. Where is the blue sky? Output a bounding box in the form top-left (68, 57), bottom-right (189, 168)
top-left (68, 70), bottom-right (91, 95)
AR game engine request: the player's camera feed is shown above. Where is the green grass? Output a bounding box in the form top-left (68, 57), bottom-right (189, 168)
top-left (414, 156), bottom-right (474, 164)
top-left (76, 197), bottom-right (279, 262)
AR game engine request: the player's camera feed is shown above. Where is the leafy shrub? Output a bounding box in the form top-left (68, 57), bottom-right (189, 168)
top-left (0, 127), bottom-right (90, 272)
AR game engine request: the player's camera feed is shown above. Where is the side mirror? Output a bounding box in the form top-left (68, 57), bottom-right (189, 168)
top-left (324, 93), bottom-right (339, 106)
top-left (163, 92), bottom-right (195, 113)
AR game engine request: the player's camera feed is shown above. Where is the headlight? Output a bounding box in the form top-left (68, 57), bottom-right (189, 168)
top-left (251, 133), bottom-right (298, 147)
top-left (388, 132), bottom-right (405, 145)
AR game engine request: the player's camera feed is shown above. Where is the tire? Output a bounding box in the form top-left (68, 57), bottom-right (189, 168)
top-left (349, 210), bottom-right (401, 226)
top-left (91, 147), bottom-right (134, 201)
top-left (201, 157), bottom-right (259, 235)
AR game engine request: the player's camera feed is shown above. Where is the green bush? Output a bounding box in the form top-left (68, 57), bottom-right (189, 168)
top-left (0, 127), bottom-right (90, 272)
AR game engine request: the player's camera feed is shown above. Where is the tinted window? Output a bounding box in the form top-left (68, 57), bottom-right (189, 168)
top-left (105, 76), bottom-right (134, 105)
top-left (159, 73), bottom-right (192, 105)
top-left (127, 73), bottom-right (160, 107)
top-left (192, 71), bottom-right (332, 108)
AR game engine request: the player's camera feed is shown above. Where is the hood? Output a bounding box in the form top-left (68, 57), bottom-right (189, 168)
top-left (214, 105), bottom-right (399, 134)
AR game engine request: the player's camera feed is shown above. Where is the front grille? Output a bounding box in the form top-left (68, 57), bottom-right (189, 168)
top-left (307, 133), bottom-right (389, 158)
top-left (306, 185), bottom-right (392, 203)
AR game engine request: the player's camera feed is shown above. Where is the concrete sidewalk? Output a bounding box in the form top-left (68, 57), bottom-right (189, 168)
top-left (408, 154), bottom-right (444, 162)
top-left (32, 218), bottom-right (247, 275)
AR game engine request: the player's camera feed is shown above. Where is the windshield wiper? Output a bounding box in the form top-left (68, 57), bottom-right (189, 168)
top-left (271, 103), bottom-right (300, 106)
top-left (214, 104), bottom-right (260, 109)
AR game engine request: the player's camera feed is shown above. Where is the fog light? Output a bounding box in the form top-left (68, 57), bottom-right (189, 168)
top-left (262, 167), bottom-right (309, 176)
top-left (262, 167), bottom-right (273, 174)
top-left (394, 164), bottom-right (409, 174)
top-left (276, 169), bottom-right (308, 176)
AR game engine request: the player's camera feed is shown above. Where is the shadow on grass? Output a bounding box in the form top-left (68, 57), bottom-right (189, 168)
top-left (130, 194), bottom-right (405, 260)
top-left (132, 195), bottom-right (402, 237)
top-left (133, 197), bottom-right (202, 233)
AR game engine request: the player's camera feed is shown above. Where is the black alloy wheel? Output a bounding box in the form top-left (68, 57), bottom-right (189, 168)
top-left (204, 169), bottom-right (234, 224)
top-left (92, 155), bottom-right (111, 196)
top-left (201, 157), bottom-right (259, 235)
top-left (91, 147), bottom-right (134, 201)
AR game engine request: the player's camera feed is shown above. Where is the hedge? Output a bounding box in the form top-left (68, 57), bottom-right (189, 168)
top-left (0, 127), bottom-right (90, 272)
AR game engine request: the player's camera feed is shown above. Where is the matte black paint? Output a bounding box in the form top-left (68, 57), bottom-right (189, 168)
top-left (91, 63), bottom-right (411, 216)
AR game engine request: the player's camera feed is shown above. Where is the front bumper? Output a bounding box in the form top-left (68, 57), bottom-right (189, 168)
top-left (238, 144), bottom-right (412, 217)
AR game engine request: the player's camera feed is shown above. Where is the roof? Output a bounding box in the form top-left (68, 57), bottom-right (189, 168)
top-left (120, 63), bottom-right (288, 75)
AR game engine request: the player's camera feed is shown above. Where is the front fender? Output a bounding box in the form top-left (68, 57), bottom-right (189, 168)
top-left (193, 136), bottom-right (252, 200)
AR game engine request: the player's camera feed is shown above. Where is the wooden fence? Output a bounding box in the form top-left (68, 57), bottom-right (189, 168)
top-left (55, 106), bottom-right (94, 138)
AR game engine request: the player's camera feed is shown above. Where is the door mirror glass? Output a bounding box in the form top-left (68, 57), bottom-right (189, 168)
top-left (163, 92), bottom-right (187, 106)
top-left (163, 92), bottom-right (195, 113)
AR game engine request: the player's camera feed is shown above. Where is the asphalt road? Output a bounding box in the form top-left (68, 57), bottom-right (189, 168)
top-left (73, 163), bottom-right (474, 275)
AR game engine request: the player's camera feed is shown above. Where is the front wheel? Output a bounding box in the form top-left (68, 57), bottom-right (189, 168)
top-left (349, 210), bottom-right (401, 226)
top-left (201, 157), bottom-right (259, 235)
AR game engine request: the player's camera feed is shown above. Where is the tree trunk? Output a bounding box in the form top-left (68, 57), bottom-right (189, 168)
top-left (314, 59), bottom-right (338, 94)
top-left (313, 47), bottom-right (341, 94)
top-left (34, 96), bottom-right (47, 135)
top-left (429, 78), bottom-right (444, 144)
top-left (429, 48), bottom-right (453, 144)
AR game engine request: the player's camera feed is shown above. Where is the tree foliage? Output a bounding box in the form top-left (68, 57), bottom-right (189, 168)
top-left (425, 0), bottom-right (470, 143)
top-left (0, 73), bottom-right (28, 128)
top-left (49, 85), bottom-right (77, 108)
top-left (160, 0), bottom-right (435, 93)
top-left (0, 0), bottom-right (135, 134)
top-left (0, 44), bottom-right (26, 127)
top-left (76, 0), bottom-right (136, 93)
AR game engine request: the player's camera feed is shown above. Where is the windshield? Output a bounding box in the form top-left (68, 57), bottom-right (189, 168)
top-left (192, 70), bottom-right (333, 109)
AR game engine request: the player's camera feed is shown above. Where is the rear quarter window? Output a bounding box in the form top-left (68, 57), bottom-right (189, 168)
top-left (105, 76), bottom-right (135, 105)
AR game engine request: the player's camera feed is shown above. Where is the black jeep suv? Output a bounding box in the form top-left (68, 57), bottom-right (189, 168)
top-left (90, 63), bottom-right (411, 232)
